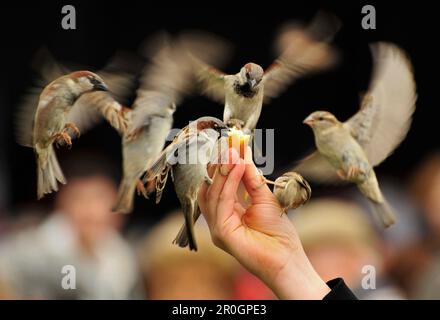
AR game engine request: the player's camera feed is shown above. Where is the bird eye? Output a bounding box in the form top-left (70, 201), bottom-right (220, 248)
top-left (318, 116), bottom-right (324, 121)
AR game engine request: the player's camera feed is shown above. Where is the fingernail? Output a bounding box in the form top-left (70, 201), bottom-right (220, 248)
top-left (220, 149), bottom-right (240, 176)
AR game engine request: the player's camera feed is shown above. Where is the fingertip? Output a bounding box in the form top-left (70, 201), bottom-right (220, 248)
top-left (242, 160), bottom-right (273, 199)
top-left (228, 147), bottom-right (240, 164)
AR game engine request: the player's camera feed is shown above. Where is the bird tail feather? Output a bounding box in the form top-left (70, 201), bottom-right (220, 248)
top-left (113, 177), bottom-right (137, 214)
top-left (36, 145), bottom-right (66, 199)
top-left (174, 205), bottom-right (200, 251)
top-left (370, 200), bottom-right (396, 228)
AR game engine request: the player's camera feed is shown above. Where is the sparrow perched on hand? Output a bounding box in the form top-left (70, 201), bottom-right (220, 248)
top-left (265, 172), bottom-right (311, 215)
top-left (190, 13), bottom-right (339, 132)
top-left (113, 34), bottom-right (230, 214)
top-left (145, 117), bottom-right (229, 251)
top-left (295, 42), bottom-right (417, 228)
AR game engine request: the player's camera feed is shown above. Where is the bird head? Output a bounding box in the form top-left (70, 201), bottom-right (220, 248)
top-left (69, 71), bottom-right (109, 93)
top-left (239, 63), bottom-right (264, 89)
top-left (303, 111), bottom-right (339, 133)
top-left (194, 116), bottom-right (229, 136)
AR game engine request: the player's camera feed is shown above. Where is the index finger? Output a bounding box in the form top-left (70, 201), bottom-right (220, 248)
top-left (242, 147), bottom-right (278, 204)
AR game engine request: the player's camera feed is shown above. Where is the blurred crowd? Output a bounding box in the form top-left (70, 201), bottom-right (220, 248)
top-left (0, 151), bottom-right (439, 300)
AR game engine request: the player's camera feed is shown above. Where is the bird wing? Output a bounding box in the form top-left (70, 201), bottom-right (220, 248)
top-left (67, 91), bottom-right (129, 136)
top-left (344, 42), bottom-right (417, 167)
top-left (125, 34), bottom-right (192, 139)
top-left (139, 34), bottom-right (193, 105)
top-left (263, 12), bottom-right (340, 103)
top-left (178, 31), bottom-right (232, 104)
top-left (15, 50), bottom-right (70, 147)
top-left (15, 50), bottom-right (136, 145)
top-left (15, 87), bottom-right (45, 147)
top-left (145, 126), bottom-right (198, 203)
top-left (126, 91), bottom-right (174, 139)
top-left (293, 151), bottom-right (343, 184)
top-left (192, 60), bottom-right (226, 103)
top-left (66, 52), bottom-right (138, 136)
top-left (140, 31), bottom-right (231, 105)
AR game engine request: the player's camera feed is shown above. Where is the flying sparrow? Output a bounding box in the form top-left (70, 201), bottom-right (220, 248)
top-left (16, 70), bottom-right (129, 199)
top-left (113, 33), bottom-right (230, 213)
top-left (189, 12), bottom-right (339, 132)
top-left (295, 42), bottom-right (417, 228)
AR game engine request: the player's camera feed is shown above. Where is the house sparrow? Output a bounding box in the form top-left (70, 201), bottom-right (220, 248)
top-left (145, 116), bottom-right (229, 251)
top-left (18, 48), bottom-right (138, 138)
top-left (265, 172), bottom-right (312, 215)
top-left (190, 13), bottom-right (339, 132)
top-left (113, 34), bottom-right (230, 213)
top-left (295, 42), bottom-right (417, 228)
top-left (113, 92), bottom-right (176, 213)
top-left (16, 70), bottom-right (129, 199)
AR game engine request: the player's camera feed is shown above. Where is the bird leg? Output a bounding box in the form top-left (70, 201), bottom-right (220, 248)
top-left (337, 166), bottom-right (364, 181)
top-left (336, 169), bottom-right (347, 180)
top-left (263, 179), bottom-right (286, 188)
top-left (226, 119), bottom-right (245, 130)
top-left (254, 169), bottom-right (284, 189)
top-left (53, 132), bottom-right (72, 148)
top-left (64, 122), bottom-right (80, 138)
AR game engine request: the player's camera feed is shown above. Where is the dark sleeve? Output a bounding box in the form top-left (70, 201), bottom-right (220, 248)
top-left (323, 278), bottom-right (358, 300)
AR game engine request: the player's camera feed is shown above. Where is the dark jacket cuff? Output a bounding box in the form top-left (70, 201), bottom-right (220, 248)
top-left (323, 278), bottom-right (358, 300)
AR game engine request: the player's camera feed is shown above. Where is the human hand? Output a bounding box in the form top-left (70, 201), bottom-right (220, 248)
top-left (198, 147), bottom-right (330, 299)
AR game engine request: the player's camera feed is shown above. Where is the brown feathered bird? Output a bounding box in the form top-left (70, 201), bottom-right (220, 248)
top-left (295, 42), bottom-right (417, 228)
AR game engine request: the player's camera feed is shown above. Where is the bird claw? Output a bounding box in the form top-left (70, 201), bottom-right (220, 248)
top-left (64, 123), bottom-right (80, 138)
top-left (204, 176), bottom-right (213, 185)
top-left (53, 132), bottom-right (72, 148)
top-left (337, 166), bottom-right (364, 180)
top-left (336, 169), bottom-right (347, 180)
top-left (226, 119), bottom-right (245, 130)
top-left (347, 166), bottom-right (363, 179)
top-left (279, 208), bottom-right (288, 217)
top-left (136, 179), bottom-right (148, 198)
top-left (255, 170), bottom-right (285, 189)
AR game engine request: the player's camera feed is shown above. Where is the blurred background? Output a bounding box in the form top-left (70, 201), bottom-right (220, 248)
top-left (0, 1), bottom-right (439, 299)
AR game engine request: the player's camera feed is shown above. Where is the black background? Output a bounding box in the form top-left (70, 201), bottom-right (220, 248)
top-left (0, 1), bottom-right (437, 227)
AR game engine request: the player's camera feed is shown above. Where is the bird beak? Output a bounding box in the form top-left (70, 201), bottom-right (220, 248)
top-left (248, 79), bottom-right (257, 89)
top-left (93, 82), bottom-right (109, 92)
top-left (303, 115), bottom-right (315, 126)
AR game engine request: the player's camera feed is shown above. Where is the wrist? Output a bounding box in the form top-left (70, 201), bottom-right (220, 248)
top-left (270, 249), bottom-right (331, 300)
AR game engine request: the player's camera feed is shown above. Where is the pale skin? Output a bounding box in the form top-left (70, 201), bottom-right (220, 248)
top-left (198, 147), bottom-right (331, 300)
